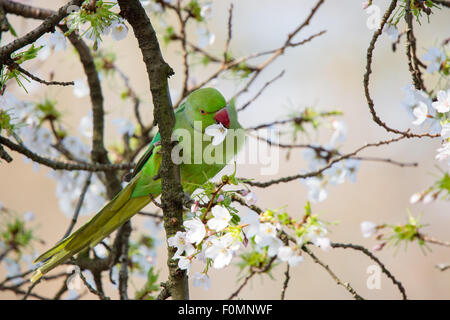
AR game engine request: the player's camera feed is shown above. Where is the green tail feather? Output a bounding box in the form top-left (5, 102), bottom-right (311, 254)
top-left (31, 173), bottom-right (151, 283)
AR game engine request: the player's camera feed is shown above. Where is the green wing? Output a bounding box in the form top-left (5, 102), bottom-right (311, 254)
top-left (131, 132), bottom-right (161, 179)
top-left (132, 104), bottom-right (186, 178)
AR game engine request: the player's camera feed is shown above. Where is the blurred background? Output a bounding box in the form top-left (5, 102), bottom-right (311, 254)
top-left (0, 0), bottom-right (449, 299)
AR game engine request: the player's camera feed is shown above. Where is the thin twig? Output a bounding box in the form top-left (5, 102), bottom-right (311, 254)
top-left (227, 256), bottom-right (277, 300)
top-left (0, 135), bottom-right (134, 172)
top-left (228, 271), bottom-right (255, 300)
top-left (238, 70), bottom-right (285, 112)
top-left (78, 270), bottom-right (111, 300)
top-left (420, 235), bottom-right (450, 247)
top-left (223, 4), bottom-right (233, 61)
top-left (404, 0), bottom-right (426, 92)
top-left (16, 65), bottom-right (74, 86)
top-left (240, 135), bottom-right (409, 187)
top-left (246, 111), bottom-right (339, 131)
top-left (62, 172), bottom-right (93, 239)
top-left (302, 245), bottom-right (364, 300)
top-left (137, 211), bottom-right (164, 220)
top-left (0, 0), bottom-right (84, 63)
top-left (21, 278), bottom-right (40, 300)
top-left (0, 144), bottom-right (13, 162)
top-left (280, 264), bottom-right (290, 300)
top-left (331, 242), bottom-right (407, 300)
top-left (363, 0), bottom-right (438, 139)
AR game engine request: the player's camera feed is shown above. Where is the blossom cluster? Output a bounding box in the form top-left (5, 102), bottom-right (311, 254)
top-left (65, 0), bottom-right (129, 49)
top-left (168, 181), bottom-right (332, 290)
top-left (0, 91), bottom-right (111, 218)
top-left (301, 120), bottom-right (361, 203)
top-left (360, 212), bottom-right (427, 253)
top-left (140, 0), bottom-right (215, 50)
top-left (0, 205), bottom-right (38, 286)
top-left (401, 68), bottom-right (450, 203)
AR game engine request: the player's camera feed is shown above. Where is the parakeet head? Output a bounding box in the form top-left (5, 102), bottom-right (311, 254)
top-left (185, 88), bottom-right (231, 130)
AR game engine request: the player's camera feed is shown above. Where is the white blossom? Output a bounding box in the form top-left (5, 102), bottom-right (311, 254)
top-left (423, 193), bottom-right (435, 204)
top-left (422, 47), bottom-right (446, 73)
top-left (315, 237), bottom-right (332, 251)
top-left (78, 112), bottom-right (93, 138)
top-left (190, 201), bottom-right (200, 215)
top-left (168, 231), bottom-right (195, 258)
top-left (196, 27), bottom-right (215, 48)
top-left (36, 31), bottom-right (67, 60)
top-left (432, 89), bottom-right (450, 114)
top-left (401, 84), bottom-right (443, 133)
top-left (325, 162), bottom-right (347, 185)
top-left (239, 210), bottom-right (260, 238)
top-left (61, 136), bottom-right (90, 160)
top-left (73, 79), bottom-right (90, 98)
top-left (330, 120), bottom-right (347, 146)
top-left (441, 123), bottom-right (450, 140)
top-left (277, 246), bottom-right (304, 267)
top-left (4, 258), bottom-right (21, 284)
top-left (257, 222), bottom-right (277, 238)
top-left (176, 256), bottom-right (191, 272)
top-left (200, 3), bottom-right (213, 20)
top-left (54, 170), bottom-right (106, 218)
top-left (205, 235), bottom-right (239, 269)
top-left (93, 244), bottom-right (108, 259)
top-left (303, 177), bottom-right (327, 203)
top-left (193, 272), bottom-right (211, 290)
top-left (140, 1), bottom-right (151, 7)
top-left (345, 159), bottom-right (361, 183)
top-left (383, 23), bottom-right (399, 43)
top-left (307, 224), bottom-right (328, 245)
top-left (361, 221), bottom-right (377, 238)
top-left (255, 223), bottom-right (282, 257)
top-left (143, 219), bottom-right (163, 248)
top-left (184, 217), bottom-right (206, 245)
top-left (143, 0), bottom-right (165, 12)
top-left (244, 192), bottom-right (258, 206)
top-left (110, 20), bottom-right (129, 41)
top-left (48, 31), bottom-right (68, 51)
top-left (436, 142), bottom-right (450, 163)
top-left (412, 102), bottom-right (428, 126)
top-left (409, 192), bottom-right (422, 204)
top-left (112, 118), bottom-right (135, 136)
top-left (205, 123), bottom-right (227, 146)
top-left (197, 235), bottom-right (216, 263)
top-left (132, 244), bottom-right (158, 276)
top-left (302, 145), bottom-right (328, 170)
top-left (23, 211), bottom-right (35, 222)
top-left (207, 205), bottom-right (231, 231)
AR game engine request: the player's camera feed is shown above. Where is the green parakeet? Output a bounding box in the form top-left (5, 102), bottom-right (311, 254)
top-left (31, 88), bottom-right (244, 282)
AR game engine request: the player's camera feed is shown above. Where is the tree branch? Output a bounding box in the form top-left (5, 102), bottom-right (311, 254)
top-left (118, 0), bottom-right (187, 300)
top-left (0, 0), bottom-right (83, 64)
top-left (0, 135), bottom-right (134, 172)
top-left (302, 245), bottom-right (364, 300)
top-left (331, 242), bottom-right (407, 300)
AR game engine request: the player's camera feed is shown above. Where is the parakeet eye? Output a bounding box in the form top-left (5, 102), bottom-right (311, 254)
top-left (200, 109), bottom-right (206, 115)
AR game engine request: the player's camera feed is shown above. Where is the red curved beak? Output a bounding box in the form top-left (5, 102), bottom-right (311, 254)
top-left (214, 107), bottom-right (230, 128)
